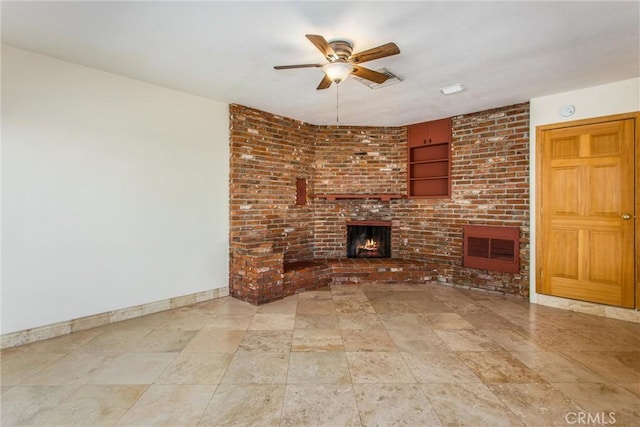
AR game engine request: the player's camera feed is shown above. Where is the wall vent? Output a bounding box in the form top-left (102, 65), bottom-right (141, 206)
top-left (463, 225), bottom-right (520, 273)
top-left (353, 68), bottom-right (402, 89)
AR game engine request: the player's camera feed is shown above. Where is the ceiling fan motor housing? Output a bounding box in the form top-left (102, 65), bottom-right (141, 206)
top-left (328, 39), bottom-right (353, 61)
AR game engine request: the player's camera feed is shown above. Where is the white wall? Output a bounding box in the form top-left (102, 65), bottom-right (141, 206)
top-left (1, 46), bottom-right (230, 333)
top-left (529, 77), bottom-right (640, 303)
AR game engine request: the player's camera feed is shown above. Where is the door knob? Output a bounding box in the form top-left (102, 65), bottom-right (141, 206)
top-left (622, 214), bottom-right (633, 220)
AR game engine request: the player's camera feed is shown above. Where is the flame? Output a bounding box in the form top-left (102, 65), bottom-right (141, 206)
top-left (362, 239), bottom-right (378, 250)
top-left (357, 238), bottom-right (380, 255)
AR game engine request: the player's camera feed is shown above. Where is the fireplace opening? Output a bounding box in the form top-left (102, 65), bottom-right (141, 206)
top-left (347, 221), bottom-right (391, 258)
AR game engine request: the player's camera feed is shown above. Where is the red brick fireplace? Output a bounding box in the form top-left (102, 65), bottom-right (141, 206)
top-left (229, 102), bottom-right (530, 305)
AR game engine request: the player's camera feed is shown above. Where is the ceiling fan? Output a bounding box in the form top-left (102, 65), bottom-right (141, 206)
top-left (274, 34), bottom-right (400, 90)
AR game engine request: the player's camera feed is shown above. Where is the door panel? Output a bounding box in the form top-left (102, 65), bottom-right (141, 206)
top-left (538, 117), bottom-right (636, 308)
top-left (589, 164), bottom-right (620, 214)
top-left (548, 228), bottom-right (579, 279)
top-left (589, 230), bottom-right (621, 284)
top-left (551, 167), bottom-right (580, 214)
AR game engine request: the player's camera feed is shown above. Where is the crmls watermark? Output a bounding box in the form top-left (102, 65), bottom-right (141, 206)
top-left (564, 411), bottom-right (616, 425)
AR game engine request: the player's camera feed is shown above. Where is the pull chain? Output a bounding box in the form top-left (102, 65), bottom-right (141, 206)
top-left (336, 83), bottom-right (340, 123)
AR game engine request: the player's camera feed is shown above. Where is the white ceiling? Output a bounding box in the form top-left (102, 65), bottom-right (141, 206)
top-left (2, 1), bottom-right (639, 126)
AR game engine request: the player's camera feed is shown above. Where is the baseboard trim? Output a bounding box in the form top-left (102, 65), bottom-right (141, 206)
top-left (535, 294), bottom-right (640, 323)
top-left (1, 287), bottom-right (230, 349)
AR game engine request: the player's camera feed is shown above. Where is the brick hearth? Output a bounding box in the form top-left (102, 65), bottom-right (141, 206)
top-left (229, 241), bottom-right (431, 305)
top-left (284, 258), bottom-right (430, 299)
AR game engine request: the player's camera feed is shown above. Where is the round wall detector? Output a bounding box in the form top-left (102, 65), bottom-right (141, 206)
top-left (560, 104), bottom-right (576, 117)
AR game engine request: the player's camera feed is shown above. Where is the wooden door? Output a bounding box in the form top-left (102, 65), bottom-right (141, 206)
top-left (537, 115), bottom-right (636, 308)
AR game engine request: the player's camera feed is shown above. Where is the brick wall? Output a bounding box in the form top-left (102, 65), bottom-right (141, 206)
top-left (314, 126), bottom-right (406, 194)
top-left (229, 102), bottom-right (530, 298)
top-left (397, 103), bottom-right (530, 297)
top-left (229, 104), bottom-right (315, 263)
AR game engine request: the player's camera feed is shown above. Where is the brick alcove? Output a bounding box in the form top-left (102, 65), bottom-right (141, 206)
top-left (229, 103), bottom-right (530, 304)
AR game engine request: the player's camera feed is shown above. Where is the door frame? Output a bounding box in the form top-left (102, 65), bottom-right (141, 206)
top-left (535, 112), bottom-right (640, 309)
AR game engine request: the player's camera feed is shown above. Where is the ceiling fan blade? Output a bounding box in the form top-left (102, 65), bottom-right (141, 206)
top-left (306, 34), bottom-right (337, 60)
top-left (316, 75), bottom-right (333, 90)
top-left (349, 42), bottom-right (400, 64)
top-left (274, 64), bottom-right (323, 70)
top-left (352, 66), bottom-right (389, 84)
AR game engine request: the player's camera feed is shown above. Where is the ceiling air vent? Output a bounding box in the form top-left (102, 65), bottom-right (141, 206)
top-left (353, 68), bottom-right (402, 89)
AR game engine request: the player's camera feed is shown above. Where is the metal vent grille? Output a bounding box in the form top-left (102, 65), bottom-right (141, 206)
top-left (353, 68), bottom-right (402, 89)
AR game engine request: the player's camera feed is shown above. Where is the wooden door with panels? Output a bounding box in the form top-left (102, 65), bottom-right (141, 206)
top-left (537, 113), bottom-right (637, 308)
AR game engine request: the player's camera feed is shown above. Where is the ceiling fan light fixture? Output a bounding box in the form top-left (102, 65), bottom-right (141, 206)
top-left (322, 62), bottom-right (354, 83)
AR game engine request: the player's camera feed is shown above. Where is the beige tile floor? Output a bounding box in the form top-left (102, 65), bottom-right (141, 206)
top-left (2, 283), bottom-right (639, 426)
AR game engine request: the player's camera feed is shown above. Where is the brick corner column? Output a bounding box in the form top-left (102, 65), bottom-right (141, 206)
top-left (230, 241), bottom-right (284, 305)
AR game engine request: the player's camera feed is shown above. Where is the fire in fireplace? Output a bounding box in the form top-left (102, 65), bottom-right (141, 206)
top-left (347, 221), bottom-right (391, 258)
